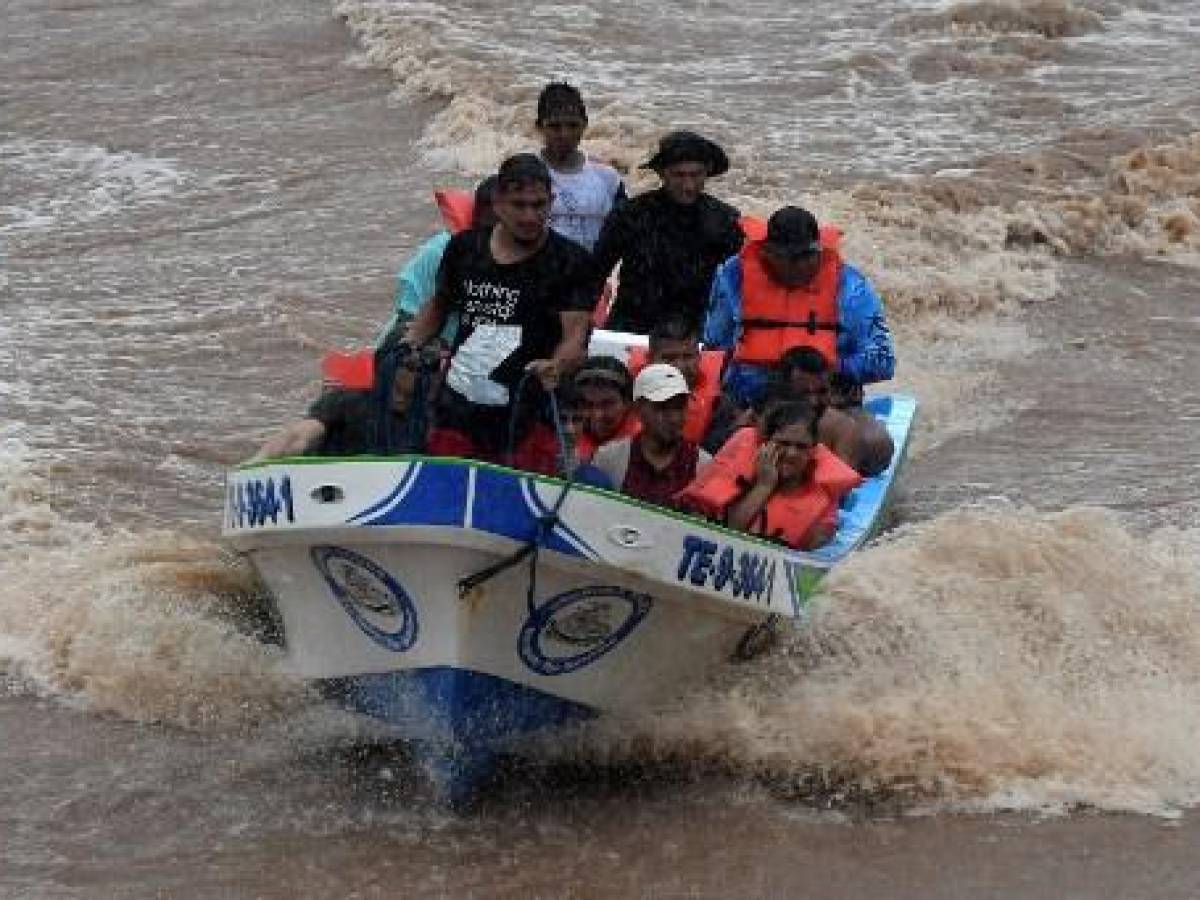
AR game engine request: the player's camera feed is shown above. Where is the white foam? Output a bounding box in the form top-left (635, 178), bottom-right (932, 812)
top-left (0, 138), bottom-right (187, 234)
top-left (549, 506), bottom-right (1200, 817)
top-left (0, 448), bottom-right (305, 730)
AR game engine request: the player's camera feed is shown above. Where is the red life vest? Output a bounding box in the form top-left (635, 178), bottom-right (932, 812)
top-left (574, 431), bottom-right (598, 462)
top-left (676, 426), bottom-right (862, 549)
top-left (322, 349), bottom-right (376, 389)
top-left (434, 188), bottom-right (475, 234)
top-left (734, 216), bottom-right (843, 368)
top-left (626, 347), bottom-right (725, 445)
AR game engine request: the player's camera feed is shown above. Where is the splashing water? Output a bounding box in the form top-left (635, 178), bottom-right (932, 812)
top-left (0, 447), bottom-right (306, 730)
top-left (549, 505), bottom-right (1200, 817)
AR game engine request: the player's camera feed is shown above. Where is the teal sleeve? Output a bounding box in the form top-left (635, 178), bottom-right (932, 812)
top-left (394, 230), bottom-right (452, 316)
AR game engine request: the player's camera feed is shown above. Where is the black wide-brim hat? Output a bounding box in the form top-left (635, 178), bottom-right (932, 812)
top-left (640, 130), bottom-right (730, 177)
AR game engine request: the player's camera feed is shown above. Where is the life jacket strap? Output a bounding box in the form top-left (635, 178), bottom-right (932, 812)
top-left (742, 311), bottom-right (842, 334)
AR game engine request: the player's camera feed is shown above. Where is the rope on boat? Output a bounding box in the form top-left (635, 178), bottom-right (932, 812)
top-left (457, 371), bottom-right (578, 616)
top-left (372, 340), bottom-right (439, 455)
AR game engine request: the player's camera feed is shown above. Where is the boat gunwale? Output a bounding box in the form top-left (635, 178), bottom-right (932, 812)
top-left (229, 394), bottom-right (917, 561)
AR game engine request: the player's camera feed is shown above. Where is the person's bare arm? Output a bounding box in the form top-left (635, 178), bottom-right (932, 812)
top-left (799, 508), bottom-right (837, 550)
top-left (252, 419), bottom-right (326, 461)
top-left (403, 290), bottom-right (450, 347)
top-left (526, 310), bottom-right (591, 390)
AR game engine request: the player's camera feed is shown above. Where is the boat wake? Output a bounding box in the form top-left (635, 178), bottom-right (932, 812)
top-left (7, 437), bottom-right (1200, 815)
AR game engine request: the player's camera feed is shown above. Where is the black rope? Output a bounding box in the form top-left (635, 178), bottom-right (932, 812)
top-left (457, 373), bottom-right (578, 618)
top-left (372, 344), bottom-right (401, 456)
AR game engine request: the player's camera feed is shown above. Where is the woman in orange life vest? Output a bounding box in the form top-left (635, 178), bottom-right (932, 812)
top-left (376, 176), bottom-right (498, 348)
top-left (625, 314), bottom-right (724, 446)
top-left (703, 206), bottom-right (895, 409)
top-left (677, 400), bottom-right (862, 551)
top-left (572, 355), bottom-right (638, 461)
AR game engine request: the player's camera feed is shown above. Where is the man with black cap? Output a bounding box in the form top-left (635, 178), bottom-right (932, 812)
top-left (591, 130), bottom-right (743, 335)
top-left (402, 153), bottom-right (596, 473)
top-left (703, 205), bottom-right (895, 409)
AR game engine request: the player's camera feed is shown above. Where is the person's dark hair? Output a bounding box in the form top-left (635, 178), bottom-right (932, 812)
top-left (472, 175), bottom-right (499, 227)
top-left (828, 371), bottom-right (863, 409)
top-left (555, 376), bottom-right (583, 410)
top-left (574, 355), bottom-right (632, 399)
top-left (753, 377), bottom-right (794, 415)
top-left (497, 153), bottom-right (552, 193)
top-left (648, 314), bottom-right (700, 353)
top-left (536, 81), bottom-right (587, 126)
top-left (778, 346), bottom-right (830, 379)
top-left (762, 400), bottom-right (819, 442)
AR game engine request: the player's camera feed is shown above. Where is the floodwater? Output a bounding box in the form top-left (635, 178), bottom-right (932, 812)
top-left (3, 0), bottom-right (1200, 896)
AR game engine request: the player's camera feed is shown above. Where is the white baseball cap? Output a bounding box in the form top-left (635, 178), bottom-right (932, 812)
top-left (632, 363), bottom-right (690, 403)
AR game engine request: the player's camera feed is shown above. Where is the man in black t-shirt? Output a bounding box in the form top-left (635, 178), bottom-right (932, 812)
top-left (403, 154), bottom-right (595, 473)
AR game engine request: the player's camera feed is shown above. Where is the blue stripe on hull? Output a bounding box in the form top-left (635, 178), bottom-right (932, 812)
top-left (318, 666), bottom-right (596, 746)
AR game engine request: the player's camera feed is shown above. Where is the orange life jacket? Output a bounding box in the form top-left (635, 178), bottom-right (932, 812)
top-left (434, 188), bottom-right (475, 234)
top-left (574, 431), bottom-right (598, 463)
top-left (734, 216), bottom-right (843, 368)
top-left (626, 347), bottom-right (725, 444)
top-left (676, 426), bottom-right (862, 549)
top-left (322, 349), bottom-right (376, 389)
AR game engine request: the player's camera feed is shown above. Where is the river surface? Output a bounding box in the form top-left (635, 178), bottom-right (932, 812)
top-left (3, 0), bottom-right (1200, 897)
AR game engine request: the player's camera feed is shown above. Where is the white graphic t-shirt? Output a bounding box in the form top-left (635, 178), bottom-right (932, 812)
top-left (548, 159), bottom-right (624, 252)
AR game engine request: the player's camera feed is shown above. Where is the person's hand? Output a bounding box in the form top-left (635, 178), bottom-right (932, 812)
top-left (526, 358), bottom-right (560, 390)
top-left (753, 442), bottom-right (782, 491)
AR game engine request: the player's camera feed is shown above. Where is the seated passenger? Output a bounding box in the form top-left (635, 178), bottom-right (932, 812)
top-left (574, 355), bottom-right (637, 459)
top-left (704, 205), bottom-right (895, 408)
top-left (777, 347), bottom-right (894, 477)
top-left (626, 314), bottom-right (726, 447)
top-left (591, 364), bottom-right (713, 507)
top-left (554, 377), bottom-right (614, 488)
top-left (377, 176), bottom-right (498, 348)
top-left (405, 154), bottom-right (595, 475)
top-left (535, 81), bottom-right (626, 252)
top-left (677, 401), bottom-right (862, 550)
top-left (254, 345), bottom-right (427, 460)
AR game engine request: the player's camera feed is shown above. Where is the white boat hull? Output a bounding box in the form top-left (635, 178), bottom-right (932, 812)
top-left (223, 395), bottom-right (916, 794)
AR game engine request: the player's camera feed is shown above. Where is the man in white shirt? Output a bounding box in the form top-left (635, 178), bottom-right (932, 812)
top-left (536, 81), bottom-right (626, 252)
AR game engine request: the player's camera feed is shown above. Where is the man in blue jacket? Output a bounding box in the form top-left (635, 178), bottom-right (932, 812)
top-left (703, 206), bottom-right (895, 408)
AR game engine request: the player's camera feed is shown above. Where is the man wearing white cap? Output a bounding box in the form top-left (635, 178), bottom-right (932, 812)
top-left (590, 363), bottom-right (713, 507)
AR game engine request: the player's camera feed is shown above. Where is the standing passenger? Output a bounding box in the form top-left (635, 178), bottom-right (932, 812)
top-left (403, 154), bottom-right (595, 474)
top-left (592, 130), bottom-right (742, 334)
top-left (536, 82), bottom-right (626, 252)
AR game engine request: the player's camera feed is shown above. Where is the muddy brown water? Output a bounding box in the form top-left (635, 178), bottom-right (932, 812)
top-left (4, 1), bottom-right (1200, 897)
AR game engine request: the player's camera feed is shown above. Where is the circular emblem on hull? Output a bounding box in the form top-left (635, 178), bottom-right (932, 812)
top-left (311, 546), bottom-right (418, 652)
top-left (519, 586), bottom-right (652, 676)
